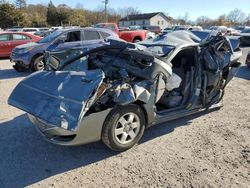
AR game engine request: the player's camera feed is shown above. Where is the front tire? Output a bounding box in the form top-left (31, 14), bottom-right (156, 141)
top-left (31, 55), bottom-right (45, 71)
top-left (102, 104), bottom-right (145, 151)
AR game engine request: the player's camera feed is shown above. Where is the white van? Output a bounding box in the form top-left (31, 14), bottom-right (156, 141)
top-left (22, 28), bottom-right (40, 34)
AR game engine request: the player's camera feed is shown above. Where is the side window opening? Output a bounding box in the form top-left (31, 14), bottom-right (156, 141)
top-left (0, 34), bottom-right (10, 41)
top-left (99, 31), bottom-right (110, 39)
top-left (13, 34), bottom-right (31, 40)
top-left (84, 30), bottom-right (100, 40)
top-left (65, 31), bottom-right (81, 42)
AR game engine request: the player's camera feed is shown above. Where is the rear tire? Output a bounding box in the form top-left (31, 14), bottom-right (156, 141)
top-left (102, 104), bottom-right (145, 151)
top-left (31, 55), bottom-right (45, 71)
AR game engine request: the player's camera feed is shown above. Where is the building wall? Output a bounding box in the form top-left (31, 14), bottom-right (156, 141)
top-left (119, 20), bottom-right (150, 28)
top-left (150, 15), bottom-right (171, 29)
top-left (118, 14), bottom-right (171, 29)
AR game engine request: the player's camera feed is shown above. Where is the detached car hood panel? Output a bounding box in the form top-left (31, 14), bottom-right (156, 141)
top-left (8, 70), bottom-right (105, 131)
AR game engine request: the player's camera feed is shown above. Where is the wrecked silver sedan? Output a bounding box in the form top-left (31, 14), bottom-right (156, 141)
top-left (8, 31), bottom-right (242, 151)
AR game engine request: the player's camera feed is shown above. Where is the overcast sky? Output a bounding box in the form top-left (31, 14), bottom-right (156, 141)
top-left (21, 0), bottom-right (250, 21)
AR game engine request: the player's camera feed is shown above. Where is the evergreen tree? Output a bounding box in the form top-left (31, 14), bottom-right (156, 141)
top-left (46, 0), bottom-right (58, 26)
top-left (0, 3), bottom-right (24, 28)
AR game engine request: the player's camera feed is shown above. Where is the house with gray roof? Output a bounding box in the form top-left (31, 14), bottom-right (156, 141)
top-left (119, 12), bottom-right (172, 29)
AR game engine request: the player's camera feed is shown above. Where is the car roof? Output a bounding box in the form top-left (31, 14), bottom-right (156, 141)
top-left (22, 28), bottom-right (39, 30)
top-left (141, 30), bottom-right (201, 48)
top-left (59, 27), bottom-right (117, 36)
top-left (0, 31), bottom-right (33, 35)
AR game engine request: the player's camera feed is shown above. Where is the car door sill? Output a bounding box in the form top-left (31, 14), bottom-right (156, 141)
top-left (153, 102), bottom-right (223, 126)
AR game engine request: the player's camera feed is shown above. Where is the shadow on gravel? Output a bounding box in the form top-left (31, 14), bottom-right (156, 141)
top-left (0, 109), bottom-right (219, 187)
top-left (0, 69), bottom-right (30, 80)
top-left (141, 109), bottom-right (218, 144)
top-left (0, 114), bottom-right (117, 188)
top-left (236, 66), bottom-right (250, 80)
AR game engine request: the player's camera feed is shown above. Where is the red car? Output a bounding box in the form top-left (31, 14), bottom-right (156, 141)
top-left (95, 23), bottom-right (147, 43)
top-left (0, 32), bottom-right (41, 57)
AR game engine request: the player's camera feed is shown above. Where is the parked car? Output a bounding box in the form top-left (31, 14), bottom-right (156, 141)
top-left (246, 51), bottom-right (250, 68)
top-left (0, 32), bottom-right (41, 58)
top-left (10, 28), bottom-right (118, 72)
top-left (188, 26), bottom-right (203, 31)
top-left (6, 28), bottom-right (23, 32)
top-left (8, 31), bottom-right (241, 151)
top-left (209, 26), bottom-right (228, 35)
top-left (51, 26), bottom-right (63, 30)
top-left (147, 25), bottom-right (161, 34)
top-left (226, 28), bottom-right (240, 36)
top-left (238, 27), bottom-right (250, 46)
top-left (34, 30), bottom-right (53, 37)
top-left (94, 23), bottom-right (147, 43)
top-left (161, 27), bottom-right (173, 35)
top-left (172, 25), bottom-right (188, 31)
top-left (22, 28), bottom-right (40, 34)
top-left (146, 31), bottom-right (156, 40)
top-left (241, 27), bottom-right (250, 33)
top-left (38, 28), bottom-right (51, 32)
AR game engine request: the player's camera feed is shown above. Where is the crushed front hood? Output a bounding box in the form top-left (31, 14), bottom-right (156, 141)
top-left (8, 70), bottom-right (105, 131)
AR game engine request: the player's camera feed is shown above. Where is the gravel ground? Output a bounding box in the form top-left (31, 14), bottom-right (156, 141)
top-left (0, 49), bottom-right (249, 188)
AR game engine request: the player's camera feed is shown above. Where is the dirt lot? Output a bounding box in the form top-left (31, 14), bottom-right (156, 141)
top-left (0, 49), bottom-right (249, 188)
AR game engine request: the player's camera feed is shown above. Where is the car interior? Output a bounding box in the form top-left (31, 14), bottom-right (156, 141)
top-left (156, 47), bottom-right (197, 111)
top-left (48, 45), bottom-right (199, 113)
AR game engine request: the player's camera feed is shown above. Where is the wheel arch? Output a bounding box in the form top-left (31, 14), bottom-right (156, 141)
top-left (133, 36), bottom-right (142, 43)
top-left (31, 53), bottom-right (44, 65)
top-left (133, 101), bottom-right (149, 128)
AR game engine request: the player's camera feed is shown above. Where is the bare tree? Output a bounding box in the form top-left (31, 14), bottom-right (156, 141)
top-left (117, 7), bottom-right (141, 17)
top-left (246, 13), bottom-right (250, 25)
top-left (196, 16), bottom-right (214, 27)
top-left (176, 12), bottom-right (190, 25)
top-left (226, 8), bottom-right (246, 24)
top-left (217, 14), bottom-right (230, 26)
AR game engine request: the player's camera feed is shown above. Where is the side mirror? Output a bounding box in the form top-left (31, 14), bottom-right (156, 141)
top-left (47, 56), bottom-right (60, 70)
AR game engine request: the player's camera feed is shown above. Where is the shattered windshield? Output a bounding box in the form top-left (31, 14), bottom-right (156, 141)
top-left (145, 45), bottom-right (174, 56)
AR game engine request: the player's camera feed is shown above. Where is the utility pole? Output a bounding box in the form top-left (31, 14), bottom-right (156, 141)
top-left (104, 0), bottom-right (108, 22)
